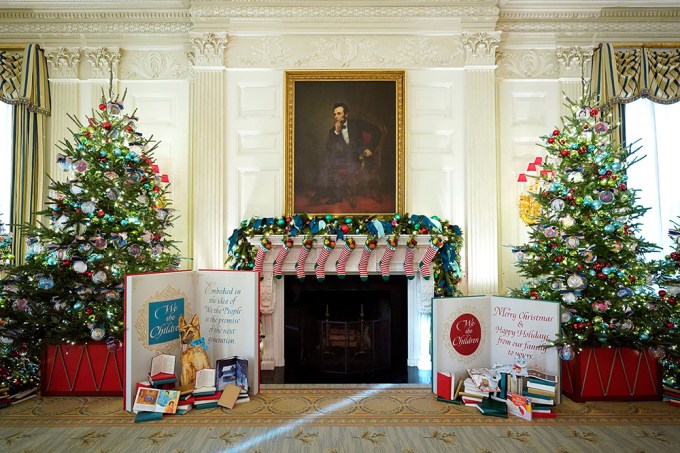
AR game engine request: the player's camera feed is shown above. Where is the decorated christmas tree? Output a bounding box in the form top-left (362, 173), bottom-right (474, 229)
top-left (0, 217), bottom-right (12, 269)
top-left (654, 219), bottom-right (680, 387)
top-left (0, 91), bottom-right (180, 353)
top-left (510, 95), bottom-right (675, 359)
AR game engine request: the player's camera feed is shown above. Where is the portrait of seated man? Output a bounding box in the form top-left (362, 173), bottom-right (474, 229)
top-left (315, 102), bottom-right (383, 208)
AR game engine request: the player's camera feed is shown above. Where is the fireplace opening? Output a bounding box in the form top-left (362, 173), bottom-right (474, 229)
top-left (283, 275), bottom-right (408, 384)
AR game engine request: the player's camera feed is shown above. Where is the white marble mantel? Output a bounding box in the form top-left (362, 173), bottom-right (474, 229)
top-left (250, 235), bottom-right (437, 371)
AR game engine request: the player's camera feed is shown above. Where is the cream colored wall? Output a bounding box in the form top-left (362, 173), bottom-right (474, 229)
top-left (5, 1), bottom-right (679, 296)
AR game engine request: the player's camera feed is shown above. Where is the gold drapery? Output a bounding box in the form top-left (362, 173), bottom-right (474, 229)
top-left (590, 42), bottom-right (680, 144)
top-left (0, 44), bottom-right (51, 264)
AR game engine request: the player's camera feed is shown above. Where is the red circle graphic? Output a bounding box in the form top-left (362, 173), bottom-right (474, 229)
top-left (449, 313), bottom-right (481, 356)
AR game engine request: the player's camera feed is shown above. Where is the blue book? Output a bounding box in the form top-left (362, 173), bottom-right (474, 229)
top-left (134, 411), bottom-right (163, 423)
top-left (194, 401), bottom-right (219, 409)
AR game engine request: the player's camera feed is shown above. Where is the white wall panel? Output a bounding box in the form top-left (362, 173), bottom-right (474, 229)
top-left (497, 80), bottom-right (561, 293)
top-left (227, 70), bottom-right (284, 230)
top-left (407, 70), bottom-right (466, 228)
top-left (238, 169), bottom-right (282, 220)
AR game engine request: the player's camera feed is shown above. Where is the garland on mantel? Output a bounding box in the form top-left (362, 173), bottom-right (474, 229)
top-left (225, 213), bottom-right (464, 297)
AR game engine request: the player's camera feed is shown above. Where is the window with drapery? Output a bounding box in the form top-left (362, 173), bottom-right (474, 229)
top-left (0, 44), bottom-right (51, 264)
top-left (591, 43), bottom-right (680, 259)
top-left (0, 101), bottom-right (11, 227)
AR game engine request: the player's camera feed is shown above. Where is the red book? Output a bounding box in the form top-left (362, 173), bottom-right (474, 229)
top-left (436, 371), bottom-right (455, 400)
top-left (194, 391), bottom-right (222, 403)
top-left (149, 372), bottom-right (176, 381)
top-left (532, 411), bottom-right (557, 418)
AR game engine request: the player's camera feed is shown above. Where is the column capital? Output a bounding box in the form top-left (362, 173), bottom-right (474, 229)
top-left (44, 47), bottom-right (81, 79)
top-left (462, 32), bottom-right (501, 67)
top-left (84, 47), bottom-right (121, 80)
top-left (556, 46), bottom-right (593, 79)
top-left (190, 32), bottom-right (229, 68)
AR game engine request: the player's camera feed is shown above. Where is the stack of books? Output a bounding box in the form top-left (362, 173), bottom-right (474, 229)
top-left (460, 378), bottom-right (490, 406)
top-left (662, 384), bottom-right (680, 407)
top-left (0, 387), bottom-right (38, 409)
top-left (193, 367), bottom-right (221, 409)
top-left (175, 394), bottom-right (194, 415)
top-left (147, 354), bottom-right (177, 389)
top-left (522, 370), bottom-right (558, 418)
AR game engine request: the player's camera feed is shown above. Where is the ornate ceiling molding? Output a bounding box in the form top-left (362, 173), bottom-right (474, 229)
top-left (228, 35), bottom-right (463, 69)
top-left (85, 48), bottom-right (121, 79)
top-left (121, 51), bottom-right (193, 80)
top-left (190, 32), bottom-right (228, 68)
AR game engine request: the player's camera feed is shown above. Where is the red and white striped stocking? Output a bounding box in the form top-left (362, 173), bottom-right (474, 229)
top-left (359, 239), bottom-right (377, 282)
top-left (379, 241), bottom-right (397, 281)
top-left (273, 239), bottom-right (292, 279)
top-left (404, 237), bottom-right (417, 280)
top-left (295, 241), bottom-right (313, 281)
top-left (419, 238), bottom-right (442, 280)
top-left (254, 239), bottom-right (271, 280)
top-left (335, 238), bottom-right (356, 279)
top-left (315, 239), bottom-right (335, 282)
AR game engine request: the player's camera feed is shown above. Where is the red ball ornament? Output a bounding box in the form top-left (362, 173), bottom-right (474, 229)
top-left (125, 125), bottom-right (133, 132)
top-left (583, 124), bottom-right (589, 130)
top-left (97, 210), bottom-right (105, 217)
top-left (340, 224), bottom-right (349, 233)
top-left (590, 108), bottom-right (599, 117)
top-left (560, 150), bottom-right (569, 157)
top-left (420, 227), bottom-right (427, 234)
top-left (99, 103), bottom-right (106, 110)
top-left (102, 121), bottom-right (112, 130)
top-left (659, 290), bottom-right (667, 298)
top-left (668, 297), bottom-right (677, 306)
top-left (547, 137), bottom-right (556, 144)
top-left (552, 129), bottom-right (560, 136)
top-left (85, 307), bottom-right (93, 315)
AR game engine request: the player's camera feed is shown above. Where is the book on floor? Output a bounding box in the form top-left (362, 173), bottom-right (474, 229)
top-left (435, 371), bottom-right (456, 400)
top-left (134, 411), bottom-right (164, 423)
top-left (506, 392), bottom-right (532, 421)
top-left (133, 387), bottom-right (180, 414)
top-left (217, 384), bottom-right (242, 409)
top-left (476, 397), bottom-right (508, 418)
top-left (216, 356), bottom-right (249, 394)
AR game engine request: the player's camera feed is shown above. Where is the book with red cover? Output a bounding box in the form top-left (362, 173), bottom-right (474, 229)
top-left (436, 371), bottom-right (455, 400)
top-left (532, 411), bottom-right (557, 418)
top-left (194, 391), bottom-right (222, 404)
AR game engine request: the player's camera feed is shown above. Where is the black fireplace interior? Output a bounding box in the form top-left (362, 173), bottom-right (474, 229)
top-left (283, 274), bottom-right (408, 384)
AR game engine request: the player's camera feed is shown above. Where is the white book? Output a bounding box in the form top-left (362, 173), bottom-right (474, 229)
top-left (150, 354), bottom-right (175, 378)
top-left (195, 368), bottom-right (217, 391)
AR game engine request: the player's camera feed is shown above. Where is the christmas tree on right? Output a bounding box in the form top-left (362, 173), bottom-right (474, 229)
top-left (510, 94), bottom-right (676, 361)
top-left (654, 219), bottom-right (680, 388)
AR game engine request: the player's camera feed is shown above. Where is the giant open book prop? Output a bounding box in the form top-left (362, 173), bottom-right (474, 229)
top-left (123, 270), bottom-right (260, 412)
top-left (432, 296), bottom-right (561, 401)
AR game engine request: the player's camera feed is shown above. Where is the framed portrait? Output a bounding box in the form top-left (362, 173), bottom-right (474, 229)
top-left (285, 71), bottom-right (405, 215)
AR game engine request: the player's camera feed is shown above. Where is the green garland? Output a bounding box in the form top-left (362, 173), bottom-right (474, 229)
top-left (225, 213), bottom-right (464, 297)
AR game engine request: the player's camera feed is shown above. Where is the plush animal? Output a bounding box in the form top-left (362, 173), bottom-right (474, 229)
top-left (178, 313), bottom-right (211, 388)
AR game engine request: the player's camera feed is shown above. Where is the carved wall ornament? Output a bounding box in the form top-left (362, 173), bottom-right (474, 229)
top-left (85, 48), bottom-right (121, 80)
top-left (45, 47), bottom-right (81, 79)
top-left (121, 51), bottom-right (193, 80)
top-left (191, 32), bottom-right (228, 67)
top-left (497, 49), bottom-right (558, 79)
top-left (231, 35), bottom-right (461, 69)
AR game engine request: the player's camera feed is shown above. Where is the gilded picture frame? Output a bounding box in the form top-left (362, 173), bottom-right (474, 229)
top-left (284, 70), bottom-right (405, 215)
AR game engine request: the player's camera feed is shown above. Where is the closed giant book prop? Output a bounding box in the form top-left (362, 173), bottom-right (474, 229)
top-left (124, 270), bottom-right (260, 412)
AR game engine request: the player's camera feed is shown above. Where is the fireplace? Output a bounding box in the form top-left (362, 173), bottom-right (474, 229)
top-left (253, 234), bottom-right (436, 383)
top-left (284, 275), bottom-right (406, 383)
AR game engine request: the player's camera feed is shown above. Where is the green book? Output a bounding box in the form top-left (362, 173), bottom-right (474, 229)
top-left (134, 411), bottom-right (163, 423)
top-left (476, 398), bottom-right (508, 418)
top-left (436, 396), bottom-right (463, 405)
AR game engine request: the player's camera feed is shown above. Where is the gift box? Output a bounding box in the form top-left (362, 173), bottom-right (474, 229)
top-left (40, 342), bottom-right (124, 396)
top-left (561, 347), bottom-right (662, 402)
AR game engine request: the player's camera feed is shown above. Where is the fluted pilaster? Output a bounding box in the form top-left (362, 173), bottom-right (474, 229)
top-left (190, 33), bottom-right (228, 269)
top-left (45, 47), bottom-right (81, 183)
top-left (464, 34), bottom-right (499, 296)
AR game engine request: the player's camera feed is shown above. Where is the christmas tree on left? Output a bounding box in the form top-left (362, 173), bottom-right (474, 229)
top-left (0, 92), bottom-right (180, 358)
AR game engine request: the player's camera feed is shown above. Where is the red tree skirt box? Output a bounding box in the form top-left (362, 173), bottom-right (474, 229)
top-left (561, 347), bottom-right (662, 402)
top-left (40, 342), bottom-right (124, 396)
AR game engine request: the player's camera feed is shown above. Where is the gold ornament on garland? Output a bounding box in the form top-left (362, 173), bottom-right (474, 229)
top-left (519, 179), bottom-right (541, 226)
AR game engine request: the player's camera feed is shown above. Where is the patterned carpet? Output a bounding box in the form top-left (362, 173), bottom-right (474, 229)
top-left (1, 385), bottom-right (680, 452)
